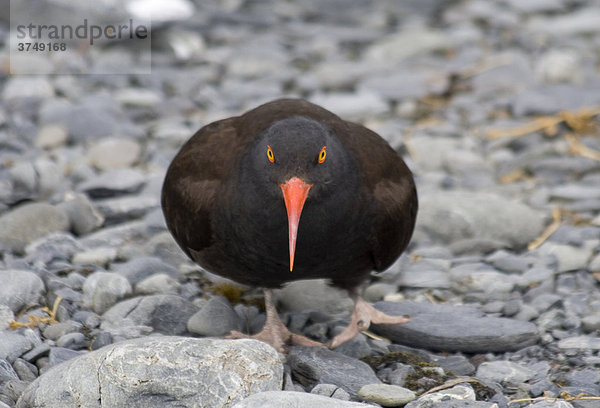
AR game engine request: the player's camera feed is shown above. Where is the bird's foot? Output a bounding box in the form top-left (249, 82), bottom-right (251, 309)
top-left (328, 297), bottom-right (410, 348)
top-left (228, 322), bottom-right (322, 353)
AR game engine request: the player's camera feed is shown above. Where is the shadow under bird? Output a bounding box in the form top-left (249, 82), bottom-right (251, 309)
top-left (161, 98), bottom-right (418, 351)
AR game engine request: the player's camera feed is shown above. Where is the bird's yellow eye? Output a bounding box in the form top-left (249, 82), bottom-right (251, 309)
top-left (318, 145), bottom-right (327, 163)
top-left (267, 145), bottom-right (275, 163)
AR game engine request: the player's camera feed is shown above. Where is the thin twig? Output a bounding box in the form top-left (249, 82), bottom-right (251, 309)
top-left (528, 208), bottom-right (562, 251)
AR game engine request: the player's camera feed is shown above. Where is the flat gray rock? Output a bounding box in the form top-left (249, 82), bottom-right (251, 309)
top-left (476, 361), bottom-right (536, 385)
top-left (0, 203), bottom-right (70, 254)
top-left (0, 332), bottom-right (33, 364)
top-left (233, 391), bottom-right (373, 408)
top-left (112, 256), bottom-right (178, 285)
top-left (358, 383), bottom-right (416, 406)
top-left (287, 346), bottom-right (381, 397)
top-left (371, 301), bottom-right (539, 353)
top-left (405, 384), bottom-right (477, 408)
top-left (416, 191), bottom-right (545, 250)
top-left (77, 169), bottom-right (146, 199)
top-left (17, 337), bottom-right (283, 408)
top-left (101, 295), bottom-right (198, 335)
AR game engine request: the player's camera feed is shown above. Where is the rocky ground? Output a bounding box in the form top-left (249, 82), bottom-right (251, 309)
top-left (1, 0), bottom-right (600, 407)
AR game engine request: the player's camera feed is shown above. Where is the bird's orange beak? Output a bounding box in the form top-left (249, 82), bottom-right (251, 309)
top-left (279, 177), bottom-right (312, 271)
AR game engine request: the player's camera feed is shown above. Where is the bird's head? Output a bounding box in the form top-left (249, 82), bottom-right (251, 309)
top-left (243, 115), bottom-right (355, 272)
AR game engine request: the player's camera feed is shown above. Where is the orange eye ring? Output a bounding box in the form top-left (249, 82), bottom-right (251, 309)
top-left (267, 145), bottom-right (275, 163)
top-left (318, 145), bottom-right (327, 163)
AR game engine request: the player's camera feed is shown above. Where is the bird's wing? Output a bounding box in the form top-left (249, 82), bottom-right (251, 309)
top-left (161, 118), bottom-right (245, 258)
top-left (336, 121), bottom-right (418, 272)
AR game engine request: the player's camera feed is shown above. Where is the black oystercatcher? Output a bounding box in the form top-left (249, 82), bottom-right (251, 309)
top-left (162, 99), bottom-right (417, 351)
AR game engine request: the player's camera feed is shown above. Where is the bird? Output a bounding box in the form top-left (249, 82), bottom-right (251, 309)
top-left (161, 98), bottom-right (418, 351)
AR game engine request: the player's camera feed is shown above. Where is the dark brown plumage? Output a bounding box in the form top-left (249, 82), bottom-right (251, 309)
top-left (161, 98), bottom-right (417, 350)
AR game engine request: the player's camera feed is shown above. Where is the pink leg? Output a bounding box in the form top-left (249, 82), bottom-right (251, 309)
top-left (329, 290), bottom-right (410, 349)
top-left (228, 289), bottom-right (323, 353)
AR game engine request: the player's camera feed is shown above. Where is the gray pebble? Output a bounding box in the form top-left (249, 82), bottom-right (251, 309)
top-left (0, 379), bottom-right (29, 408)
top-left (557, 336), bottom-right (600, 350)
top-left (77, 168), bottom-right (146, 199)
top-left (21, 344), bottom-right (50, 363)
top-left (95, 195), bottom-right (159, 225)
top-left (12, 359), bottom-right (38, 382)
top-left (538, 242), bottom-right (594, 273)
top-left (363, 283), bottom-right (398, 302)
top-left (0, 359), bottom-right (19, 382)
top-left (87, 138), bottom-right (142, 170)
top-left (0, 203), bottom-right (70, 254)
top-left (358, 383), bottom-right (416, 407)
top-left (101, 295), bottom-right (198, 335)
top-left (57, 192), bottom-right (105, 236)
top-left (431, 355), bottom-right (475, 376)
top-left (35, 124), bottom-right (68, 149)
top-left (476, 361), bottom-right (535, 385)
top-left (134, 273), bottom-right (180, 295)
top-left (233, 391), bottom-right (372, 408)
top-left (187, 296), bottom-right (243, 337)
top-left (71, 311), bottom-right (101, 329)
top-left (56, 333), bottom-right (87, 350)
top-left (405, 384), bottom-right (475, 408)
top-left (3, 77), bottom-right (54, 101)
top-left (486, 250), bottom-right (531, 273)
top-left (386, 363), bottom-right (416, 387)
top-left (47, 347), bottom-right (85, 368)
top-left (275, 279), bottom-right (353, 315)
top-left (287, 346), bottom-right (381, 397)
top-left (72, 247), bottom-right (118, 266)
top-left (0, 270), bottom-right (45, 313)
top-left (83, 271), bottom-right (133, 314)
top-left (523, 401), bottom-right (574, 408)
top-left (502, 299), bottom-right (522, 317)
top-left (0, 306), bottom-right (14, 331)
top-left (311, 383), bottom-right (352, 401)
top-left (42, 321), bottom-right (82, 341)
top-left (90, 331), bottom-right (113, 350)
top-left (112, 256), bottom-right (178, 285)
top-left (581, 314), bottom-right (600, 333)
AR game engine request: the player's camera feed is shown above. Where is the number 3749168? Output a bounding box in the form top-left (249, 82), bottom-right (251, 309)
top-left (17, 42), bottom-right (67, 52)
